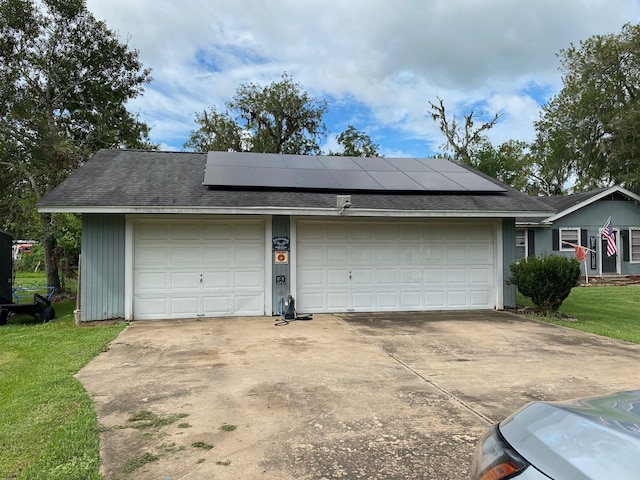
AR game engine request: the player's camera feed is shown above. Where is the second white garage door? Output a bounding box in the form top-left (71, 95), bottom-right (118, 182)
top-left (133, 220), bottom-right (265, 319)
top-left (296, 221), bottom-right (496, 312)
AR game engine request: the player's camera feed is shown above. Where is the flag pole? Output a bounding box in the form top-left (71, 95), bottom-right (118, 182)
top-left (583, 259), bottom-right (588, 283)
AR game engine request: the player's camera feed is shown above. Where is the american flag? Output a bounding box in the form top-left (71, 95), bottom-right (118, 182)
top-left (602, 218), bottom-right (617, 257)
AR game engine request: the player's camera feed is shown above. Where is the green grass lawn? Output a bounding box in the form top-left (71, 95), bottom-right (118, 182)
top-left (517, 285), bottom-right (640, 344)
top-left (0, 301), bottom-right (126, 480)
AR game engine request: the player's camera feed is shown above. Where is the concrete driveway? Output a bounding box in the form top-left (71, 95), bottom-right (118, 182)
top-left (77, 311), bottom-right (640, 480)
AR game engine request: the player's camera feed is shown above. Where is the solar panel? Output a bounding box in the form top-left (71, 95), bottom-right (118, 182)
top-left (409, 171), bottom-right (467, 191)
top-left (290, 168), bottom-right (340, 189)
top-left (203, 152), bottom-right (507, 192)
top-left (386, 157), bottom-right (434, 172)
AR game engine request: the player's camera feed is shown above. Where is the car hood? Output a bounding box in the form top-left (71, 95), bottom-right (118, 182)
top-left (499, 390), bottom-right (640, 480)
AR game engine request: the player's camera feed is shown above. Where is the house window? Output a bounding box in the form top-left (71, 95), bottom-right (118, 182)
top-left (631, 228), bottom-right (640, 262)
top-left (516, 229), bottom-right (527, 261)
top-left (559, 228), bottom-right (580, 251)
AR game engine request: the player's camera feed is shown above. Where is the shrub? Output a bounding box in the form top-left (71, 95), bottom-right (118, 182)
top-left (508, 254), bottom-right (581, 315)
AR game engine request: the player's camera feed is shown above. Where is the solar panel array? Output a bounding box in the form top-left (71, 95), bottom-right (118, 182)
top-left (203, 152), bottom-right (506, 192)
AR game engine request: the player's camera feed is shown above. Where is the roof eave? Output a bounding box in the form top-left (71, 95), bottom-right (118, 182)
top-left (37, 205), bottom-right (555, 218)
top-left (543, 185), bottom-right (640, 222)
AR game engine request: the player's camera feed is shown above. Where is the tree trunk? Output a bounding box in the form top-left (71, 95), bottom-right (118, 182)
top-left (40, 212), bottom-right (62, 294)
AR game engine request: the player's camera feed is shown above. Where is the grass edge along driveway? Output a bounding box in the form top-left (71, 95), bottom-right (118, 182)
top-left (0, 301), bottom-right (126, 480)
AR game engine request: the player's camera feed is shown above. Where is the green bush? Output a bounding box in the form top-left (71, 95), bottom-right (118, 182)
top-left (508, 254), bottom-right (581, 315)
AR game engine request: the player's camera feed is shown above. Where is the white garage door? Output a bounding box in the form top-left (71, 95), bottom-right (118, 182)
top-left (134, 220), bottom-right (265, 319)
top-left (296, 221), bottom-right (496, 312)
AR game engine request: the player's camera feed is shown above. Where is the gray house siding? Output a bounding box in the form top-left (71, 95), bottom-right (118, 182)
top-left (81, 214), bottom-right (125, 321)
top-left (272, 215), bottom-right (291, 315)
top-left (502, 218), bottom-right (517, 309)
top-left (533, 197), bottom-right (640, 275)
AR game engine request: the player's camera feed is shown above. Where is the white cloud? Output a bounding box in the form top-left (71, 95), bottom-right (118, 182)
top-left (86, 0), bottom-right (640, 155)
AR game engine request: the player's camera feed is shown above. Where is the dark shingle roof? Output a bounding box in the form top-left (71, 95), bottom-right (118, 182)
top-left (536, 188), bottom-right (610, 212)
top-left (38, 149), bottom-right (554, 216)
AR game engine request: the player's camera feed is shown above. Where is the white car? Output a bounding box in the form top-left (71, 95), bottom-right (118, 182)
top-left (470, 390), bottom-right (640, 479)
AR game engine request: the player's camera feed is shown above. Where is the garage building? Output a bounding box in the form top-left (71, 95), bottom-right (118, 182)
top-left (38, 150), bottom-right (554, 322)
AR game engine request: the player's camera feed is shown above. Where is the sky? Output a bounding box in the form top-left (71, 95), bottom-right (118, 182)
top-left (85, 0), bottom-right (640, 158)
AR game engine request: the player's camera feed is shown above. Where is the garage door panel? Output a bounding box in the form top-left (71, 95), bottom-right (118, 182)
top-left (470, 268), bottom-right (491, 284)
top-left (423, 246), bottom-right (444, 261)
top-left (351, 225), bottom-right (374, 239)
top-left (171, 297), bottom-right (200, 315)
top-left (424, 268), bottom-right (444, 283)
top-left (468, 225), bottom-right (493, 241)
top-left (400, 291), bottom-right (421, 308)
top-left (170, 223), bottom-right (200, 240)
top-left (234, 294), bottom-right (264, 315)
top-left (353, 292), bottom-right (373, 308)
top-left (136, 272), bottom-right (167, 291)
top-left (299, 224), bottom-right (325, 240)
top-left (425, 291), bottom-right (445, 307)
top-left (400, 225), bottom-right (422, 240)
top-left (327, 269), bottom-right (348, 286)
top-left (448, 291), bottom-right (468, 306)
top-left (470, 291), bottom-right (491, 307)
top-left (376, 269), bottom-right (397, 284)
top-left (446, 246), bottom-right (467, 262)
top-left (202, 224), bottom-right (232, 240)
top-left (170, 272), bottom-right (200, 290)
top-left (234, 247), bottom-right (263, 264)
top-left (171, 247), bottom-right (200, 264)
top-left (134, 220), bottom-right (265, 319)
top-left (401, 269), bottom-right (421, 284)
top-left (203, 271), bottom-right (231, 288)
top-left (137, 223), bottom-right (168, 240)
top-left (378, 292), bottom-right (399, 308)
top-left (234, 271), bottom-right (263, 288)
top-left (327, 292), bottom-right (348, 310)
top-left (136, 247), bottom-right (168, 266)
top-left (327, 246), bottom-right (348, 262)
top-left (470, 245), bottom-right (491, 261)
top-left (300, 245), bottom-right (323, 263)
top-left (297, 221), bottom-right (496, 313)
top-left (301, 269), bottom-right (324, 286)
top-left (234, 224), bottom-right (263, 240)
top-left (375, 247), bottom-right (396, 262)
top-left (351, 246), bottom-right (372, 262)
top-left (203, 295), bottom-right (231, 314)
top-left (300, 292), bottom-right (325, 309)
top-left (447, 269), bottom-right (467, 283)
top-left (351, 269), bottom-right (372, 285)
top-left (135, 297), bottom-right (168, 317)
top-left (203, 247), bottom-right (232, 264)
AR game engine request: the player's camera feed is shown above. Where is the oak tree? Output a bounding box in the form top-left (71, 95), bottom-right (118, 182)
top-left (0, 0), bottom-right (153, 291)
top-left (186, 73), bottom-right (327, 154)
top-left (330, 125), bottom-right (381, 157)
top-left (535, 23), bottom-right (640, 192)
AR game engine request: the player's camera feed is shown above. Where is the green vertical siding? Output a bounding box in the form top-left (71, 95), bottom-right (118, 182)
top-left (502, 218), bottom-right (517, 309)
top-left (81, 214), bottom-right (125, 321)
top-left (272, 215), bottom-right (290, 315)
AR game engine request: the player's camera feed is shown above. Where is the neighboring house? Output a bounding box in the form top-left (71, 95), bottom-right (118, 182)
top-left (38, 149), bottom-right (553, 322)
top-left (516, 185), bottom-right (640, 276)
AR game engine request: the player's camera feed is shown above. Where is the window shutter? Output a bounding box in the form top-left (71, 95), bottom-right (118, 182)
top-left (581, 229), bottom-right (588, 247)
top-left (552, 229), bottom-right (559, 251)
top-left (527, 230), bottom-right (535, 257)
top-left (622, 229), bottom-right (630, 262)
